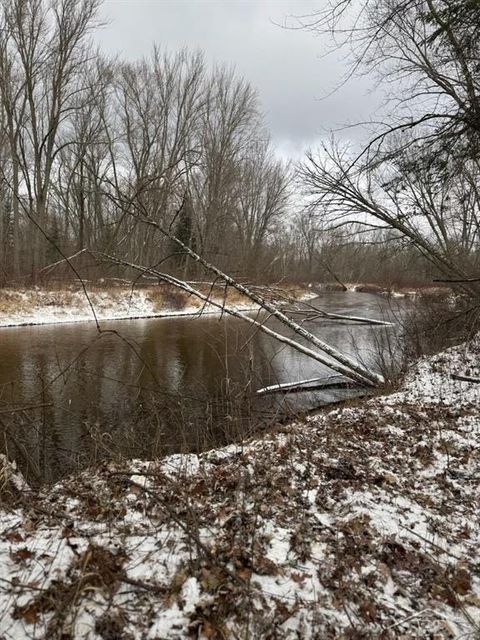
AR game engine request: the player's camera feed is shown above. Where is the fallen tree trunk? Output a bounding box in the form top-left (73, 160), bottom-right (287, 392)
top-left (451, 373), bottom-right (480, 383)
top-left (256, 376), bottom-right (353, 395)
top-left (116, 215), bottom-right (384, 387)
top-left (97, 252), bottom-right (383, 387)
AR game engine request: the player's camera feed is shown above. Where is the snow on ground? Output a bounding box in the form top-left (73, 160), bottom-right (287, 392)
top-left (0, 286), bottom-right (317, 328)
top-left (0, 338), bottom-right (479, 638)
top-left (0, 287), bottom-right (264, 328)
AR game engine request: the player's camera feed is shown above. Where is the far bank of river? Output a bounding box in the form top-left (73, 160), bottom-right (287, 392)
top-left (0, 282), bottom-right (448, 328)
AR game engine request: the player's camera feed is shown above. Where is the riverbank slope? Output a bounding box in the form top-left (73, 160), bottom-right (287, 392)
top-left (1, 337), bottom-right (479, 638)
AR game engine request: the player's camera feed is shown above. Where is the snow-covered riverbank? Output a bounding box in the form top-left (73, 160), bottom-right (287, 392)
top-left (0, 283), bottom-right (443, 328)
top-left (0, 286), bottom-right (313, 328)
top-left (1, 338), bottom-right (479, 638)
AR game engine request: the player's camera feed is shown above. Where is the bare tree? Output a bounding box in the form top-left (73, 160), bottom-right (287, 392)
top-left (0, 0), bottom-right (101, 277)
top-left (108, 49), bottom-right (205, 266)
top-left (190, 68), bottom-right (259, 269)
top-left (51, 58), bottom-right (113, 256)
top-left (232, 140), bottom-right (290, 277)
top-left (298, 0), bottom-right (480, 297)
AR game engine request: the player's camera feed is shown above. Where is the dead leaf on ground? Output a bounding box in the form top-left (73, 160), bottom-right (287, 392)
top-left (11, 547), bottom-right (34, 563)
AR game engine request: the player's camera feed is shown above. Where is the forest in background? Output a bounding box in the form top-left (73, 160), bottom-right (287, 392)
top-left (0, 0), bottom-right (449, 290)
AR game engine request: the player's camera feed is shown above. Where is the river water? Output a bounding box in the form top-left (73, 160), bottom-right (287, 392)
top-left (0, 292), bottom-right (404, 484)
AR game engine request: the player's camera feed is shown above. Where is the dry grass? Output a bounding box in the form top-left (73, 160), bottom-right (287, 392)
top-left (0, 290), bottom-right (28, 315)
top-left (141, 285), bottom-right (189, 312)
top-left (0, 288), bottom-right (85, 316)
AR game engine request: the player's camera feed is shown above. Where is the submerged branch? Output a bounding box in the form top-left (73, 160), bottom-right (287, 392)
top-left (256, 376), bottom-right (354, 395)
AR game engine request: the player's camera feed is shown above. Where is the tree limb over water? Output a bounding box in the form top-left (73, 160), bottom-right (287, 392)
top-left (98, 251), bottom-right (384, 388)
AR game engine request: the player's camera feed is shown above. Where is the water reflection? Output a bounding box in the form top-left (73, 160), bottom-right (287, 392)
top-left (0, 292), bottom-right (403, 484)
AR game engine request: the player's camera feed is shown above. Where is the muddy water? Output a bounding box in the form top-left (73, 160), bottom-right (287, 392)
top-left (0, 292), bottom-right (404, 484)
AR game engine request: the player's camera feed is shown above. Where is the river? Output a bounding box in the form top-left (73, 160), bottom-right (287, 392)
top-left (0, 291), bottom-right (405, 484)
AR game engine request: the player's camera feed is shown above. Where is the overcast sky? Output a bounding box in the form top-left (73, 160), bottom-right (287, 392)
top-left (98, 0), bottom-right (379, 160)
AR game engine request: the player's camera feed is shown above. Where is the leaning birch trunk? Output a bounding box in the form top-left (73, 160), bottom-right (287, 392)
top-left (98, 252), bottom-right (383, 387)
top-left (128, 216), bottom-right (384, 387)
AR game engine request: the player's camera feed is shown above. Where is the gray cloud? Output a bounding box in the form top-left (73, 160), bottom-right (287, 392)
top-left (98, 0), bottom-right (380, 158)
